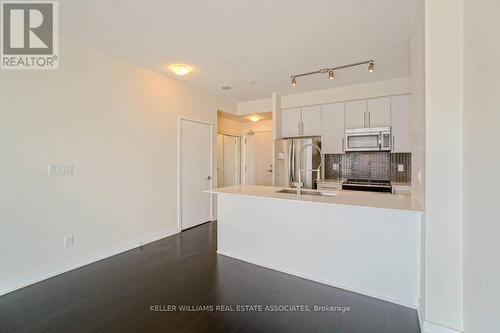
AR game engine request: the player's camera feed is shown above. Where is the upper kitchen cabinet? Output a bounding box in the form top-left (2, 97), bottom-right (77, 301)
top-left (345, 100), bottom-right (367, 129)
top-left (367, 97), bottom-right (391, 128)
top-left (281, 105), bottom-right (322, 137)
top-left (391, 94), bottom-right (412, 153)
top-left (301, 105), bottom-right (322, 136)
top-left (281, 108), bottom-right (301, 137)
top-left (321, 102), bottom-right (345, 154)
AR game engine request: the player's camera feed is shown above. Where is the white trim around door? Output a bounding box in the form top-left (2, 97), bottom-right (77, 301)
top-left (177, 116), bottom-right (214, 230)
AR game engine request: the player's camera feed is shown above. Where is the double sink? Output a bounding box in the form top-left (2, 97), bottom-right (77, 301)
top-left (276, 188), bottom-right (338, 197)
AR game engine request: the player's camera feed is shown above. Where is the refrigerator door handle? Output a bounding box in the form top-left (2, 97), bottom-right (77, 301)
top-left (288, 142), bottom-right (293, 184)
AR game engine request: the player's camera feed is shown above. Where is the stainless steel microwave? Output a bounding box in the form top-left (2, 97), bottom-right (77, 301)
top-left (344, 127), bottom-right (392, 152)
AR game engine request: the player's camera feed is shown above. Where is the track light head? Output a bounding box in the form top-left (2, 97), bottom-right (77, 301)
top-left (328, 70), bottom-right (335, 80)
top-left (291, 77), bottom-right (297, 86)
top-left (368, 62), bottom-right (375, 73)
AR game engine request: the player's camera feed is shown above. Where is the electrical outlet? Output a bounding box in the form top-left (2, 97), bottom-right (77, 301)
top-left (64, 235), bottom-right (74, 248)
top-left (48, 163), bottom-right (73, 176)
top-left (417, 169), bottom-right (423, 184)
top-left (332, 163), bottom-right (339, 171)
top-left (397, 164), bottom-right (404, 172)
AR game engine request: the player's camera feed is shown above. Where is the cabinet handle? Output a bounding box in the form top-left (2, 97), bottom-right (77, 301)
top-left (342, 137), bottom-right (345, 152)
top-left (368, 111), bottom-right (371, 127)
top-left (392, 135), bottom-right (395, 150)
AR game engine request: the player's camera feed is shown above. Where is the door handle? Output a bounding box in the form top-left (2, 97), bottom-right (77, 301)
top-left (207, 176), bottom-right (212, 180)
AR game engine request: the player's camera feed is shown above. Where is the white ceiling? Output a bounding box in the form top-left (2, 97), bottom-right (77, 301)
top-left (59, 0), bottom-right (417, 103)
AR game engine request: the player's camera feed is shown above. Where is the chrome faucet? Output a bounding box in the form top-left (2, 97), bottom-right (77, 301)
top-left (293, 143), bottom-right (325, 194)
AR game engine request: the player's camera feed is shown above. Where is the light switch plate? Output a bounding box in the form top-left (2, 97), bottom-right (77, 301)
top-left (398, 164), bottom-right (404, 172)
top-left (332, 163), bottom-right (339, 171)
top-left (48, 163), bottom-right (73, 176)
top-left (278, 152), bottom-right (285, 160)
top-left (63, 235), bottom-right (74, 248)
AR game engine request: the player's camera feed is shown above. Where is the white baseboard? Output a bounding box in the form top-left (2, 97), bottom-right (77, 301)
top-left (217, 250), bottom-right (418, 310)
top-left (418, 309), bottom-right (424, 332)
top-left (423, 321), bottom-right (462, 333)
top-left (0, 226), bottom-right (180, 297)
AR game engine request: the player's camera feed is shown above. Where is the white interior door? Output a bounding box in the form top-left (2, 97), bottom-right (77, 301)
top-left (216, 134), bottom-right (224, 187)
top-left (223, 135), bottom-right (239, 186)
top-left (180, 119), bottom-right (212, 230)
top-left (245, 131), bottom-right (273, 186)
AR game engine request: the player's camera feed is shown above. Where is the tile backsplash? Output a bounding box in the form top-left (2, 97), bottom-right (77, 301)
top-left (325, 152), bottom-right (411, 184)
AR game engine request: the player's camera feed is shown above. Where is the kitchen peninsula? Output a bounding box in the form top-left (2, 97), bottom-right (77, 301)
top-left (208, 185), bottom-right (423, 308)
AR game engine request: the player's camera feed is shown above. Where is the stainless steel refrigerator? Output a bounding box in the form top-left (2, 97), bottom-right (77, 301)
top-left (274, 137), bottom-right (322, 189)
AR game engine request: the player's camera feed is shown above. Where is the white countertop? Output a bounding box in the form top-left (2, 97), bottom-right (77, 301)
top-left (207, 185), bottom-right (423, 214)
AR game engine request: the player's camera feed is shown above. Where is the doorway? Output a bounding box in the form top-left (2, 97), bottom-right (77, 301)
top-left (244, 130), bottom-right (273, 186)
top-left (216, 134), bottom-right (241, 187)
top-left (179, 118), bottom-right (213, 230)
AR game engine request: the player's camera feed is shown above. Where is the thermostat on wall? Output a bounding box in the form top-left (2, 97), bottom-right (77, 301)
top-left (48, 163), bottom-right (73, 176)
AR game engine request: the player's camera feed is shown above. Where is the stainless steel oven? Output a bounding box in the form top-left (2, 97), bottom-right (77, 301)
top-left (344, 127), bottom-right (392, 152)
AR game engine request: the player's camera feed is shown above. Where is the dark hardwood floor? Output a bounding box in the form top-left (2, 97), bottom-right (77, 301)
top-left (0, 222), bottom-right (420, 333)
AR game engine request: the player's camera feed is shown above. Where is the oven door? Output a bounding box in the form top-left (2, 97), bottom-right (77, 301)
top-left (345, 133), bottom-right (381, 151)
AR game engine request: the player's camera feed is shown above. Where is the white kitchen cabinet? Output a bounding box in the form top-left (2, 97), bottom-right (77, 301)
top-left (367, 97), bottom-right (391, 127)
top-left (281, 108), bottom-right (301, 137)
top-left (345, 100), bottom-right (367, 129)
top-left (321, 102), bottom-right (345, 153)
top-left (281, 106), bottom-right (321, 137)
top-left (301, 105), bottom-right (322, 136)
top-left (391, 94), bottom-right (412, 152)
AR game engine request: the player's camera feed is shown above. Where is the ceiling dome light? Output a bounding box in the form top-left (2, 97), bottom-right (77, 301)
top-left (169, 64), bottom-right (192, 76)
top-left (291, 77), bottom-right (297, 86)
top-left (328, 70), bottom-right (335, 80)
top-left (249, 115), bottom-right (261, 122)
top-left (368, 62), bottom-right (375, 73)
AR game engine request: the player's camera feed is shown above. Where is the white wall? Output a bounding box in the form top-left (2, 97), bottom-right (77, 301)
top-left (424, 0), bottom-right (463, 331)
top-left (280, 77), bottom-right (410, 109)
top-left (242, 120), bottom-right (273, 133)
top-left (0, 37), bottom-right (235, 294)
top-left (237, 98), bottom-right (272, 115)
top-left (410, 0), bottom-right (426, 210)
top-left (217, 115), bottom-right (243, 136)
top-left (463, 0), bottom-right (500, 332)
top-left (410, 1), bottom-right (426, 328)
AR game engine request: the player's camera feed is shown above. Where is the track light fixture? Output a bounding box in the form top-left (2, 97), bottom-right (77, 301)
top-left (368, 62), bottom-right (375, 72)
top-left (290, 60), bottom-right (374, 86)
